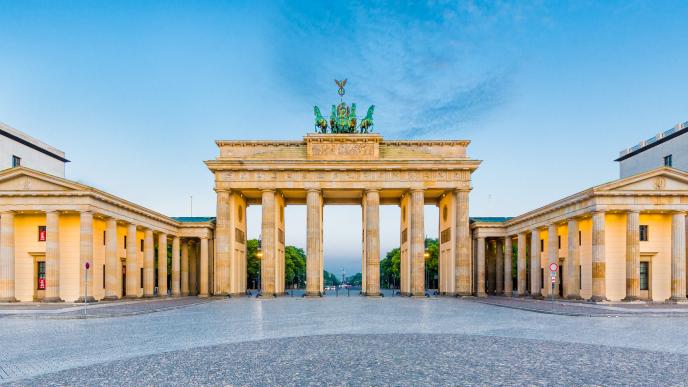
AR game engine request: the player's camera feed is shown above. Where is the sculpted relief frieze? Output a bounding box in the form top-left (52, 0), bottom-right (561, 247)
top-left (309, 142), bottom-right (375, 159)
top-left (218, 170), bottom-right (469, 183)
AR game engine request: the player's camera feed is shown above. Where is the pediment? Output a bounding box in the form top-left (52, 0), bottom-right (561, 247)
top-left (0, 169), bottom-right (82, 192)
top-left (598, 168), bottom-right (688, 193)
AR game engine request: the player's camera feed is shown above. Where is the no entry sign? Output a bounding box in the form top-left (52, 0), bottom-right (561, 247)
top-left (549, 262), bottom-right (559, 272)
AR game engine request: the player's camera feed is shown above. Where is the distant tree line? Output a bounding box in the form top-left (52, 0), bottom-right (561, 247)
top-left (380, 238), bottom-right (438, 289)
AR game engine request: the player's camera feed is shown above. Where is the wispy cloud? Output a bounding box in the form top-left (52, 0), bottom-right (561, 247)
top-left (267, 0), bottom-right (537, 137)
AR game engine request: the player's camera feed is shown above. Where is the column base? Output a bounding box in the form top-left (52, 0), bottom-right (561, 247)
top-left (143, 294), bottom-right (156, 298)
top-left (102, 296), bottom-right (119, 301)
top-left (181, 292), bottom-right (189, 297)
top-left (198, 294), bottom-right (209, 298)
top-left (364, 292), bottom-right (382, 297)
top-left (456, 292), bottom-right (473, 297)
top-left (74, 296), bottom-right (97, 303)
top-left (0, 297), bottom-right (18, 303)
top-left (503, 292), bottom-right (513, 297)
top-left (531, 293), bottom-right (544, 300)
top-left (590, 295), bottom-right (607, 303)
top-left (229, 292), bottom-right (247, 297)
top-left (666, 296), bottom-right (688, 304)
top-left (475, 292), bottom-right (487, 298)
top-left (566, 294), bottom-right (583, 300)
top-left (171, 293), bottom-right (182, 298)
top-left (124, 295), bottom-right (141, 300)
top-left (305, 291), bottom-right (323, 297)
top-left (258, 292), bottom-right (277, 298)
top-left (440, 292), bottom-right (455, 297)
top-left (43, 297), bottom-right (64, 303)
top-left (622, 296), bottom-right (640, 302)
top-left (213, 291), bottom-right (228, 297)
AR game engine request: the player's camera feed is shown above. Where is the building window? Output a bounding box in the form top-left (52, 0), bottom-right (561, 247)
top-left (103, 230), bottom-right (106, 245)
top-left (140, 239), bottom-right (144, 252)
top-left (140, 268), bottom-right (144, 288)
top-left (579, 230), bottom-right (582, 246)
top-left (664, 154), bottom-right (672, 167)
top-left (558, 236), bottom-right (561, 249)
top-left (124, 236), bottom-right (127, 247)
top-left (103, 264), bottom-right (106, 288)
top-left (540, 268), bottom-right (544, 289)
top-left (37, 261), bottom-right (46, 290)
top-left (12, 155), bottom-right (21, 167)
top-left (38, 226), bottom-right (46, 242)
top-left (540, 239), bottom-right (544, 252)
top-left (640, 261), bottom-right (649, 291)
top-left (639, 225), bottom-right (649, 241)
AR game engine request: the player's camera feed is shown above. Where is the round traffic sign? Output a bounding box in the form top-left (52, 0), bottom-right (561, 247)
top-left (549, 262), bottom-right (558, 272)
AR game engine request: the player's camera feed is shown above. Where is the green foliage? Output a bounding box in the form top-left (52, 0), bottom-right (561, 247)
top-left (284, 246), bottom-right (306, 288)
top-left (246, 239), bottom-right (260, 289)
top-left (347, 272), bottom-right (362, 286)
top-left (323, 270), bottom-right (341, 286)
top-left (380, 238), bottom-right (439, 289)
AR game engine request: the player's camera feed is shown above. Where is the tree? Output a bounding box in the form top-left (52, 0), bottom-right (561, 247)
top-left (246, 239), bottom-right (260, 289)
top-left (425, 238), bottom-right (439, 289)
top-left (347, 272), bottom-right (362, 286)
top-left (284, 246), bottom-right (306, 288)
top-left (380, 247), bottom-right (400, 288)
top-left (323, 270), bottom-right (340, 286)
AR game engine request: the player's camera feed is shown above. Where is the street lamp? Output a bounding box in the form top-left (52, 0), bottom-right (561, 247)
top-left (255, 236), bottom-right (262, 297)
top-left (424, 249), bottom-right (430, 297)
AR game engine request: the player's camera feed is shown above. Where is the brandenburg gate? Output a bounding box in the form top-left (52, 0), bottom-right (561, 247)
top-left (206, 82), bottom-right (480, 297)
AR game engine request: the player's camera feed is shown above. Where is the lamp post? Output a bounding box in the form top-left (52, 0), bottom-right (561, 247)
top-left (424, 250), bottom-right (430, 297)
top-left (256, 236), bottom-right (263, 297)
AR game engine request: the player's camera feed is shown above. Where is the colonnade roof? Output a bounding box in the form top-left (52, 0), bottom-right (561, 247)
top-left (0, 167), bottom-right (214, 234)
top-left (471, 166), bottom-right (688, 236)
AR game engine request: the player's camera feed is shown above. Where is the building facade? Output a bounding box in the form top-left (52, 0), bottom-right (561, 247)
top-left (0, 121), bottom-right (68, 178)
top-left (617, 120), bottom-right (688, 178)
top-left (471, 167), bottom-right (688, 302)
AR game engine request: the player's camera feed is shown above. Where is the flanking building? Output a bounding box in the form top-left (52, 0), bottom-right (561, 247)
top-left (0, 121), bottom-right (68, 177)
top-left (616, 120), bottom-right (688, 177)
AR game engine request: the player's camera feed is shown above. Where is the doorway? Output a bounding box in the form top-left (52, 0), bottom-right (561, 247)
top-left (121, 264), bottom-right (127, 297)
top-left (32, 255), bottom-right (46, 301)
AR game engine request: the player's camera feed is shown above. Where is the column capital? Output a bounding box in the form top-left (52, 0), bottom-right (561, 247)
top-left (44, 209), bottom-right (60, 214)
top-left (365, 188), bottom-right (380, 193)
top-left (627, 209), bottom-right (640, 214)
top-left (214, 188), bottom-right (231, 194)
top-left (306, 188), bottom-right (322, 193)
top-left (261, 188), bottom-right (276, 193)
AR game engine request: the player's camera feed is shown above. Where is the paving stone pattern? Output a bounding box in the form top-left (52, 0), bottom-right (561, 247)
top-left (1, 296), bottom-right (688, 385)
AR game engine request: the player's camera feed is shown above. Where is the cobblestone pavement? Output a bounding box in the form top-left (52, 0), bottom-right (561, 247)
top-left (470, 296), bottom-right (688, 317)
top-left (0, 297), bottom-right (216, 319)
top-left (8, 333), bottom-right (688, 386)
top-left (1, 296), bottom-right (688, 384)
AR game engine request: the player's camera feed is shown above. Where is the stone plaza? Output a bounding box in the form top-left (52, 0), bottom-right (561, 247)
top-left (1, 297), bottom-right (688, 385)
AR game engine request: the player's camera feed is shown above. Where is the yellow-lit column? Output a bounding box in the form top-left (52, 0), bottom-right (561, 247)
top-left (504, 236), bottom-right (513, 296)
top-left (189, 241), bottom-right (198, 296)
top-left (530, 229), bottom-right (541, 297)
top-left (306, 189), bottom-right (323, 296)
top-left (143, 228), bottom-right (155, 297)
top-left (410, 189), bottom-right (425, 296)
top-left (214, 188), bottom-right (230, 295)
top-left (455, 189), bottom-right (471, 296)
top-left (365, 189), bottom-right (381, 296)
top-left (181, 240), bottom-right (189, 296)
top-left (199, 237), bottom-right (209, 297)
top-left (476, 237), bottom-right (486, 297)
top-left (566, 218), bottom-right (581, 299)
top-left (171, 236), bottom-right (181, 297)
top-left (44, 211), bottom-right (63, 302)
top-left (0, 211), bottom-right (17, 302)
top-left (78, 211), bottom-right (95, 302)
top-left (591, 211), bottom-right (607, 301)
top-left (495, 239), bottom-right (504, 294)
top-left (517, 232), bottom-right (527, 296)
top-left (624, 210), bottom-right (640, 301)
top-left (104, 218), bottom-right (119, 300)
top-left (125, 223), bottom-right (139, 298)
top-left (670, 212), bottom-right (686, 301)
top-left (158, 233), bottom-right (168, 296)
top-left (261, 189), bottom-right (276, 297)
top-left (544, 224), bottom-right (558, 298)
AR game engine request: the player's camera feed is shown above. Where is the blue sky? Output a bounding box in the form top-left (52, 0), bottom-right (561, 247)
top-left (1, 1), bottom-right (687, 274)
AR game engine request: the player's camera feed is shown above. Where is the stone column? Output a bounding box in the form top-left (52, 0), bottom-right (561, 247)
top-left (44, 211), bottom-right (63, 302)
top-left (591, 211), bottom-right (607, 301)
top-left (199, 237), bottom-right (209, 297)
top-left (365, 189), bottom-right (381, 296)
top-left (104, 218), bottom-right (119, 300)
top-left (517, 232), bottom-right (527, 296)
top-left (78, 211), bottom-right (95, 302)
top-left (566, 219), bottom-right (581, 299)
top-left (171, 236), bottom-right (181, 297)
top-left (544, 224), bottom-right (558, 297)
top-left (530, 229), bottom-right (541, 297)
top-left (158, 233), bottom-right (168, 296)
top-left (0, 212), bottom-right (17, 302)
top-left (496, 239), bottom-right (504, 294)
top-left (455, 189), bottom-right (472, 295)
top-left (624, 210), bottom-right (640, 301)
top-left (306, 189), bottom-right (323, 296)
top-left (504, 237), bottom-right (513, 296)
top-left (125, 223), bottom-right (138, 298)
top-left (476, 237), bottom-right (486, 297)
top-left (670, 212), bottom-right (686, 301)
top-left (189, 241), bottom-right (198, 295)
top-left (181, 240), bottom-right (189, 296)
top-left (214, 188), bottom-right (230, 295)
top-left (143, 228), bottom-right (155, 297)
top-left (410, 189), bottom-right (425, 296)
top-left (261, 189), bottom-right (277, 297)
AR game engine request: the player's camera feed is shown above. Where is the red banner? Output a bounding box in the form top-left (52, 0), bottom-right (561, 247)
top-left (38, 277), bottom-right (46, 290)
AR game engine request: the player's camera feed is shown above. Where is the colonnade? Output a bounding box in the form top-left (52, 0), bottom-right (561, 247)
top-left (0, 210), bottom-right (212, 302)
top-left (214, 187), bottom-right (472, 297)
top-left (472, 210), bottom-right (688, 301)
